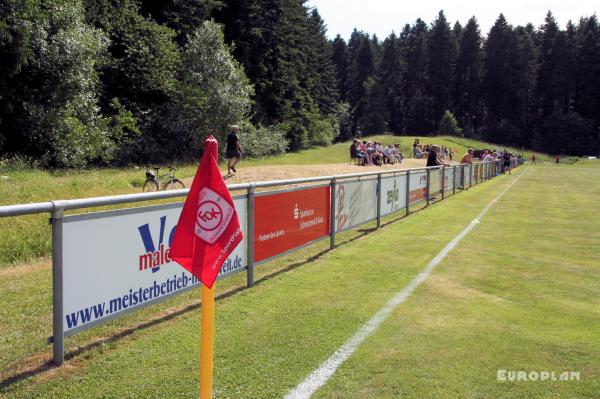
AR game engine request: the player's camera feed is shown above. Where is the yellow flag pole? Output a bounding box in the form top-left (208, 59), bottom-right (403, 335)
top-left (200, 283), bottom-right (215, 399)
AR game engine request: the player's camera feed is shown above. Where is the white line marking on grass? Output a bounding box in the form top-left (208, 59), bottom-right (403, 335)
top-left (284, 171), bottom-right (527, 399)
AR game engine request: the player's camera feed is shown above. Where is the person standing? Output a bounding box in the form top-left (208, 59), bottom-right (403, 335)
top-left (460, 148), bottom-right (474, 164)
top-left (226, 125), bottom-right (242, 175)
top-left (426, 145), bottom-right (447, 167)
top-left (503, 150), bottom-right (512, 175)
top-left (531, 153), bottom-right (536, 165)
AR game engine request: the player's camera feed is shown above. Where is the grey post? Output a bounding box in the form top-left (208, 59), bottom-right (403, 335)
top-left (426, 168), bottom-right (431, 206)
top-left (329, 177), bottom-right (336, 250)
top-left (441, 166), bottom-right (445, 200)
top-left (51, 206), bottom-right (65, 366)
top-left (376, 173), bottom-right (382, 228)
top-left (453, 165), bottom-right (456, 195)
top-left (469, 164), bottom-right (473, 187)
top-left (405, 170), bottom-right (410, 216)
top-left (246, 184), bottom-right (255, 288)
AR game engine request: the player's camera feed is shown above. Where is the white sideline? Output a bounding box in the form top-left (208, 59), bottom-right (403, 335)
top-left (284, 171), bottom-right (527, 399)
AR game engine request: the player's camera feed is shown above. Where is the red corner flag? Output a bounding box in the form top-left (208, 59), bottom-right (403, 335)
top-left (170, 135), bottom-right (243, 288)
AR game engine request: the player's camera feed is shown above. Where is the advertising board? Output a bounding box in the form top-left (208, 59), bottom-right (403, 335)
top-left (335, 179), bottom-right (378, 232)
top-left (408, 170), bottom-right (428, 204)
top-left (61, 198), bottom-right (247, 334)
top-left (253, 186), bottom-right (330, 263)
top-left (380, 174), bottom-right (407, 216)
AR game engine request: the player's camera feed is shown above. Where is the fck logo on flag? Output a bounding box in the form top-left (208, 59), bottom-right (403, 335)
top-left (195, 188), bottom-right (234, 244)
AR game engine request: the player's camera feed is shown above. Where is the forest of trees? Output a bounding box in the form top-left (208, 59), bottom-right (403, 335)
top-left (1, 1), bottom-right (599, 168)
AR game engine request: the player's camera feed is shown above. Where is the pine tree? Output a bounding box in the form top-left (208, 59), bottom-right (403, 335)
top-left (331, 34), bottom-right (349, 100)
top-left (403, 19), bottom-right (431, 134)
top-left (453, 16), bottom-right (482, 136)
top-left (427, 10), bottom-right (457, 128)
top-left (378, 32), bottom-right (405, 134)
top-left (346, 31), bottom-right (374, 134)
top-left (482, 14), bottom-right (520, 142)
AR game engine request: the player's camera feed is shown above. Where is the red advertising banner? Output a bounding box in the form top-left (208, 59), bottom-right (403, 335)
top-left (254, 186), bottom-right (330, 263)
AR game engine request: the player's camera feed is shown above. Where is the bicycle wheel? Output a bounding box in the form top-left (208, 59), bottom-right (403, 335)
top-left (143, 179), bottom-right (159, 192)
top-left (163, 179), bottom-right (185, 190)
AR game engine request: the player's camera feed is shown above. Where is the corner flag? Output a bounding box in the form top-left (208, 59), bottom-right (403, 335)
top-left (170, 135), bottom-right (243, 287)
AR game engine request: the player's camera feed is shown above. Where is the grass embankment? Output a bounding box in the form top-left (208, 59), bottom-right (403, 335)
top-left (1, 163), bottom-right (598, 398)
top-left (0, 135), bottom-right (545, 268)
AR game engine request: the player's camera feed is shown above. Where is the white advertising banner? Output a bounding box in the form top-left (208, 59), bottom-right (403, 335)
top-left (335, 179), bottom-right (377, 232)
top-left (445, 167), bottom-right (454, 192)
top-left (61, 197), bottom-right (247, 334)
top-left (380, 174), bottom-right (407, 216)
top-left (409, 170), bottom-right (427, 204)
top-left (429, 169), bottom-right (442, 196)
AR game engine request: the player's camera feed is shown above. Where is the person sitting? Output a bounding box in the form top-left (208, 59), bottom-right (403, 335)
top-left (350, 139), bottom-right (366, 165)
top-left (367, 142), bottom-right (383, 166)
top-left (393, 144), bottom-right (403, 163)
top-left (361, 140), bottom-right (373, 165)
top-left (383, 145), bottom-right (394, 164)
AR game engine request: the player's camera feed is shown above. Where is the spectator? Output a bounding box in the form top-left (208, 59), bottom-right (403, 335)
top-left (226, 125), bottom-right (242, 175)
top-left (383, 145), bottom-right (393, 164)
top-left (460, 148), bottom-right (474, 164)
top-left (426, 145), bottom-right (446, 167)
top-left (482, 151), bottom-right (494, 163)
top-left (360, 141), bottom-right (372, 165)
top-left (502, 150), bottom-right (512, 175)
top-left (393, 144), bottom-right (403, 163)
top-left (350, 139), bottom-right (366, 165)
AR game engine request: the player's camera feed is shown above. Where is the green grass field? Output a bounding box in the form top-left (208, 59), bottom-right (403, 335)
top-left (1, 162), bottom-right (598, 398)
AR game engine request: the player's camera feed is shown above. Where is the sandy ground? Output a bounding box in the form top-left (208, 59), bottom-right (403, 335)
top-left (181, 158), bottom-right (457, 188)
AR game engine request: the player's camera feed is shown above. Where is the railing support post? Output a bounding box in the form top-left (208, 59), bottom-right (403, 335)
top-left (441, 167), bottom-right (445, 200)
top-left (51, 207), bottom-right (65, 366)
top-left (329, 177), bottom-right (336, 250)
top-left (376, 173), bottom-right (382, 228)
top-left (405, 170), bottom-right (410, 216)
top-left (453, 165), bottom-right (456, 195)
top-left (469, 164), bottom-right (473, 187)
top-left (246, 184), bottom-right (255, 288)
top-left (426, 168), bottom-right (431, 206)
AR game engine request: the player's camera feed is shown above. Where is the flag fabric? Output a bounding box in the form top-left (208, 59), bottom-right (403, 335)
top-left (170, 135), bottom-right (243, 288)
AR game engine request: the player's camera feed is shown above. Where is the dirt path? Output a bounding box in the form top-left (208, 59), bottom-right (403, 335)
top-left (182, 158), bottom-right (448, 187)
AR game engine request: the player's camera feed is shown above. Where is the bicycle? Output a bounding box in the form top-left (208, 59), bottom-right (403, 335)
top-left (142, 166), bottom-right (185, 192)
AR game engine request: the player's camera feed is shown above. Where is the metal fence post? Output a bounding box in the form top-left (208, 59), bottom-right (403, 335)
top-left (376, 173), bottom-right (382, 228)
top-left (51, 207), bottom-right (65, 366)
top-left (469, 164), bottom-right (473, 187)
top-left (246, 184), bottom-right (255, 288)
top-left (453, 165), bottom-right (457, 195)
top-left (441, 167), bottom-right (445, 200)
top-left (329, 177), bottom-right (336, 250)
top-left (405, 170), bottom-right (410, 216)
top-left (426, 168), bottom-right (431, 206)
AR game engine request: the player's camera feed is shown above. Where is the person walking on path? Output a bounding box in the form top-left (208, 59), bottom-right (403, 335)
top-left (226, 125), bottom-right (242, 175)
top-left (531, 153), bottom-right (536, 165)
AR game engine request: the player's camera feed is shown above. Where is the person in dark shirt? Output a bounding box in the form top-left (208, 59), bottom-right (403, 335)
top-left (426, 145), bottom-right (446, 167)
top-left (226, 125), bottom-right (242, 175)
top-left (502, 150), bottom-right (512, 175)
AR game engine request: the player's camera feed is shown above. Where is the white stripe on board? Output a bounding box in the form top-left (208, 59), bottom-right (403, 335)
top-left (284, 171), bottom-right (527, 399)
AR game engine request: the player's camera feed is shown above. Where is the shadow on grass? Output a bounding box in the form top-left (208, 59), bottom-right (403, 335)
top-left (0, 189), bottom-right (472, 391)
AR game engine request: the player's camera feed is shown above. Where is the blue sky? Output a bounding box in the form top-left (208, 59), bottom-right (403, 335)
top-left (306, 0), bottom-right (598, 40)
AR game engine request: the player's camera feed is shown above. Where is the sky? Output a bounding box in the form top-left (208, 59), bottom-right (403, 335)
top-left (305, 0), bottom-right (598, 40)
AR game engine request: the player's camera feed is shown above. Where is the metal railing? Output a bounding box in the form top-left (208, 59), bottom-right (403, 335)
top-left (0, 159), bottom-right (523, 365)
